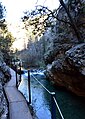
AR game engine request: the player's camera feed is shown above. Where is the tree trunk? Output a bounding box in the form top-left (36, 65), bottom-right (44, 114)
top-left (59, 0), bottom-right (83, 43)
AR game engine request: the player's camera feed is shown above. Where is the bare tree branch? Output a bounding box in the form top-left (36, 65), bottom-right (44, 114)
top-left (22, 0), bottom-right (84, 42)
top-left (34, 5), bottom-right (71, 25)
top-left (59, 0), bottom-right (82, 43)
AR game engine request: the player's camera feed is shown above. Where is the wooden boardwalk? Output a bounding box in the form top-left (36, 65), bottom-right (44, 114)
top-left (4, 68), bottom-right (33, 119)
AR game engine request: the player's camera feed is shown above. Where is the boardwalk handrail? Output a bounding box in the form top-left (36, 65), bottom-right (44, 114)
top-left (53, 96), bottom-right (64, 119)
top-left (31, 74), bottom-right (54, 94)
top-left (15, 62), bottom-right (65, 119)
top-left (31, 73), bottom-right (65, 119)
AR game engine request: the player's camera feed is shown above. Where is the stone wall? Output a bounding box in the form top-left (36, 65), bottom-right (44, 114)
top-left (0, 52), bottom-right (11, 119)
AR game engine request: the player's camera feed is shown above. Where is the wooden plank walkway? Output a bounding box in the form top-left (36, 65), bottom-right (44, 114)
top-left (4, 68), bottom-right (33, 119)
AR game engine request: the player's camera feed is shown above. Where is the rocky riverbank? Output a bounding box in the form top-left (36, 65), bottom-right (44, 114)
top-left (0, 52), bottom-right (11, 119)
top-left (44, 0), bottom-right (85, 97)
top-left (45, 43), bottom-right (85, 96)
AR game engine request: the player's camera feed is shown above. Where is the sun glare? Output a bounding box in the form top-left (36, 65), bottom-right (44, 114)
top-left (2, 0), bottom-right (59, 23)
top-left (2, 0), bottom-right (60, 50)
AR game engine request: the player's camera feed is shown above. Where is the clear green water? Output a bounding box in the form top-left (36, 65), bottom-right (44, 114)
top-left (18, 73), bottom-right (85, 119)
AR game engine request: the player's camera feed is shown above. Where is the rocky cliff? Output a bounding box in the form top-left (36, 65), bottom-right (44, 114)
top-left (44, 0), bottom-right (85, 97)
top-left (0, 51), bottom-right (11, 119)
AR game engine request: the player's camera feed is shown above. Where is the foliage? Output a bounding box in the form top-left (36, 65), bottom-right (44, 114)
top-left (0, 30), bottom-right (15, 64)
top-left (22, 5), bottom-right (57, 36)
top-left (22, 0), bottom-right (85, 42)
top-left (17, 37), bottom-right (46, 68)
top-left (19, 0), bottom-right (85, 68)
top-left (0, 2), bottom-right (15, 64)
top-left (0, 2), bottom-right (5, 19)
top-left (18, 50), bottom-right (38, 68)
top-left (0, 31), bottom-right (14, 50)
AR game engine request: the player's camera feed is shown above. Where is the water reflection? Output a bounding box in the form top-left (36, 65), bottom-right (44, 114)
top-left (18, 71), bottom-right (85, 119)
top-left (18, 73), bottom-right (52, 119)
top-left (18, 78), bottom-right (29, 100)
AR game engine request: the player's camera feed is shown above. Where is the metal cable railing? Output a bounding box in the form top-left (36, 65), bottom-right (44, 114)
top-left (31, 74), bottom-right (54, 94)
top-left (53, 96), bottom-right (64, 119)
top-left (31, 73), bottom-right (65, 119)
top-left (14, 62), bottom-right (65, 119)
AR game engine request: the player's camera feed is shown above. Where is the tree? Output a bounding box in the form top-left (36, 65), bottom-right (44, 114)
top-left (0, 2), bottom-right (6, 51)
top-left (22, 5), bottom-right (58, 36)
top-left (0, 2), bottom-right (5, 19)
top-left (0, 2), bottom-right (15, 64)
top-left (59, 0), bottom-right (82, 42)
top-left (22, 0), bottom-right (84, 42)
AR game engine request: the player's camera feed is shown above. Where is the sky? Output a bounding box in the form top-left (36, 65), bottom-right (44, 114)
top-left (2, 0), bottom-right (60, 24)
top-left (1, 0), bottom-right (60, 50)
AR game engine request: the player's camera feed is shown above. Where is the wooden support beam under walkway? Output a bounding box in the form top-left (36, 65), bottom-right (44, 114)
top-left (4, 68), bottom-right (33, 119)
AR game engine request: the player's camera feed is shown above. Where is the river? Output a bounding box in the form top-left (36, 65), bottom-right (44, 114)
top-left (18, 70), bottom-right (85, 119)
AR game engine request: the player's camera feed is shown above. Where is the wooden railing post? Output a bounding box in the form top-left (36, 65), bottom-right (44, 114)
top-left (28, 70), bottom-right (31, 104)
top-left (19, 62), bottom-right (22, 81)
top-left (15, 65), bottom-right (18, 88)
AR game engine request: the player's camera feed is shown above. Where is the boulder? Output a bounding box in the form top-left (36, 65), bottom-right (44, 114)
top-left (44, 0), bottom-right (85, 97)
top-left (45, 43), bottom-right (85, 97)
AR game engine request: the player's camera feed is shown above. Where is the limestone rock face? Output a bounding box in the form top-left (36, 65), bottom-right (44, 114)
top-left (44, 0), bottom-right (85, 97)
top-left (0, 54), bottom-right (11, 119)
top-left (66, 43), bottom-right (85, 76)
top-left (45, 43), bottom-right (85, 96)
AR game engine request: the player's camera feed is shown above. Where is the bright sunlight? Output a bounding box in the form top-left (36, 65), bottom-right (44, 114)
top-left (2, 0), bottom-right (60, 50)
